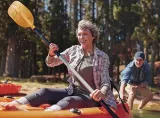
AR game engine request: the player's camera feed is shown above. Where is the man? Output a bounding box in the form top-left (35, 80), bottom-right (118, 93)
top-left (119, 51), bottom-right (153, 110)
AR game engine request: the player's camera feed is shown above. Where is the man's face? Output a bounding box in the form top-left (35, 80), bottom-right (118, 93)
top-left (134, 58), bottom-right (144, 68)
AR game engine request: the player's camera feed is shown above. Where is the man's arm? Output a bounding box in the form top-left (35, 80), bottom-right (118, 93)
top-left (119, 81), bottom-right (127, 100)
top-left (119, 67), bottom-right (131, 100)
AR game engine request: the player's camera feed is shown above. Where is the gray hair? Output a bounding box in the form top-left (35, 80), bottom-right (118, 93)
top-left (76, 20), bottom-right (100, 42)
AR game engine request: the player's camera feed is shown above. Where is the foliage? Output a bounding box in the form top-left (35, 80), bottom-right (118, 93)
top-left (113, 0), bottom-right (140, 41)
top-left (0, 0), bottom-right (160, 83)
top-left (131, 0), bottom-right (160, 43)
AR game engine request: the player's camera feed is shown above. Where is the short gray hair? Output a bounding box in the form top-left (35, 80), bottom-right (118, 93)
top-left (76, 20), bottom-right (100, 42)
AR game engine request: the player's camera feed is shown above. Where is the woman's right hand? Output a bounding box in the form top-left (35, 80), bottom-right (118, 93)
top-left (48, 43), bottom-right (59, 57)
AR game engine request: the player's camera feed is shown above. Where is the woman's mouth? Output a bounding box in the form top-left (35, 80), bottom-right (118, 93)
top-left (79, 40), bottom-right (87, 43)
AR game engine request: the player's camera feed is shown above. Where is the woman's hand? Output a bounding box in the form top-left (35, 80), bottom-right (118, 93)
top-left (48, 43), bottom-right (59, 57)
top-left (90, 89), bottom-right (105, 101)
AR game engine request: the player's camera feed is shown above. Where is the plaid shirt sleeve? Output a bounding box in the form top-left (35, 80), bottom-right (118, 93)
top-left (45, 47), bottom-right (72, 67)
top-left (94, 49), bottom-right (117, 108)
top-left (100, 53), bottom-right (111, 89)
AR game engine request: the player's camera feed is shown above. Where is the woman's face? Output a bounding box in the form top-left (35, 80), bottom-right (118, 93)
top-left (77, 28), bottom-right (95, 49)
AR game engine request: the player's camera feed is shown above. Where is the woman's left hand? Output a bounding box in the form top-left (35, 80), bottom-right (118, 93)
top-left (90, 89), bottom-right (105, 101)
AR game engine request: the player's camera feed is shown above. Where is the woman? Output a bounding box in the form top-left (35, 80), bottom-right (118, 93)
top-left (3, 20), bottom-right (116, 111)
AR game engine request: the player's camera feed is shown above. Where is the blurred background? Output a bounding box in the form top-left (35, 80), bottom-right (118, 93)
top-left (0, 0), bottom-right (160, 88)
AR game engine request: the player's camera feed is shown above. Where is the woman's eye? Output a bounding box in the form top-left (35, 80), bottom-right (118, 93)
top-left (78, 34), bottom-right (87, 37)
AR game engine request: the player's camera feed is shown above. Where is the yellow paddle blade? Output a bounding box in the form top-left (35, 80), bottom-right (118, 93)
top-left (8, 1), bottom-right (35, 29)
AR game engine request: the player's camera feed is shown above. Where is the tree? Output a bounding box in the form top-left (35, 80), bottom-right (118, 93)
top-left (131, 0), bottom-right (160, 85)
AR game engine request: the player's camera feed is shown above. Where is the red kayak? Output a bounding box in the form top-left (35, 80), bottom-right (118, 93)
top-left (0, 97), bottom-right (132, 118)
top-left (0, 83), bottom-right (22, 95)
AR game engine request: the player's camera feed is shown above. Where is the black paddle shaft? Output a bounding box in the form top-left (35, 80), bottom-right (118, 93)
top-left (33, 28), bottom-right (119, 118)
top-left (100, 100), bottom-right (119, 118)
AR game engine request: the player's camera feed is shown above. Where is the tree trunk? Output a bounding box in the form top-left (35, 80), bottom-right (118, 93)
top-left (14, 46), bottom-right (20, 77)
top-left (3, 36), bottom-right (16, 77)
top-left (103, 0), bottom-right (109, 54)
top-left (150, 41), bottom-right (156, 86)
top-left (145, 42), bottom-right (152, 62)
top-left (0, 49), bottom-right (7, 76)
top-left (31, 42), bottom-right (37, 76)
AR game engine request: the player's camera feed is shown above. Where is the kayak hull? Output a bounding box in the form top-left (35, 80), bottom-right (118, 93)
top-left (0, 105), bottom-right (132, 118)
top-left (0, 98), bottom-right (132, 118)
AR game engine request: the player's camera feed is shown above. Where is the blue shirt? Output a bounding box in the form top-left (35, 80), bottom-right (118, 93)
top-left (120, 60), bottom-right (151, 85)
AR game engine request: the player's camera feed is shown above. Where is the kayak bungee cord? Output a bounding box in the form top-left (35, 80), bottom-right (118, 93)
top-left (8, 1), bottom-right (119, 118)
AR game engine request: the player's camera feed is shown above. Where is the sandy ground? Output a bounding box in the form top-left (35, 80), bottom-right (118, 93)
top-left (113, 89), bottom-right (160, 111)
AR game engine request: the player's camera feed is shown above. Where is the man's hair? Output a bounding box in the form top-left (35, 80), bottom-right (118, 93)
top-left (76, 20), bottom-right (100, 42)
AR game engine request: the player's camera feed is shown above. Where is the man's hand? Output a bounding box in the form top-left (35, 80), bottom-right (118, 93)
top-left (130, 84), bottom-right (138, 91)
top-left (119, 93), bottom-right (127, 103)
top-left (119, 81), bottom-right (127, 102)
top-left (139, 83), bottom-right (146, 88)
